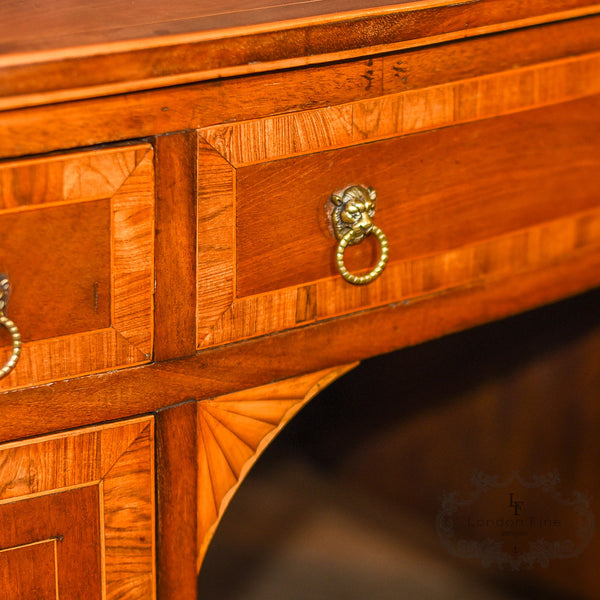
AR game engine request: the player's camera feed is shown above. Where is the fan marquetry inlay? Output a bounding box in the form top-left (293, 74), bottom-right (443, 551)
top-left (196, 363), bottom-right (357, 569)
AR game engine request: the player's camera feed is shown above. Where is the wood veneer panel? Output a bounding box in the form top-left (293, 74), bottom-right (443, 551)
top-left (210, 50), bottom-right (600, 166)
top-left (0, 417), bottom-right (155, 598)
top-left (103, 425), bottom-right (155, 600)
top-left (0, 487), bottom-right (102, 599)
top-left (197, 138), bottom-right (235, 348)
top-left (1, 1), bottom-right (600, 110)
top-left (0, 145), bottom-right (154, 391)
top-left (0, 56), bottom-right (380, 160)
top-left (316, 209), bottom-right (600, 319)
top-left (0, 59), bottom-right (381, 156)
top-left (0, 0), bottom-right (418, 54)
top-left (0, 541), bottom-right (56, 600)
top-left (236, 96), bottom-right (600, 296)
top-left (2, 0), bottom-right (599, 57)
top-left (0, 200), bottom-right (111, 342)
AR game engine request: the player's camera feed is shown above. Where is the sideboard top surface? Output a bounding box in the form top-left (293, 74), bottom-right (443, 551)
top-left (1, 0), bottom-right (414, 54)
top-left (1, 0), bottom-right (600, 110)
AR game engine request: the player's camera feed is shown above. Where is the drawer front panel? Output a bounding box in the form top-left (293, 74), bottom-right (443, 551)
top-left (0, 538), bottom-right (57, 599)
top-left (0, 145), bottom-right (154, 390)
top-left (0, 488), bottom-right (102, 599)
top-left (0, 200), bottom-right (111, 341)
top-left (235, 101), bottom-right (600, 296)
top-left (196, 51), bottom-right (600, 349)
top-left (0, 417), bottom-right (155, 600)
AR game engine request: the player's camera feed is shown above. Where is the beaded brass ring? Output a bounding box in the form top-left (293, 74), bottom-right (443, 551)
top-left (331, 185), bottom-right (389, 285)
top-left (0, 276), bottom-right (21, 379)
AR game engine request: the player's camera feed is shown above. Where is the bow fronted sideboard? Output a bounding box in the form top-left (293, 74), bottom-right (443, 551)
top-left (1, 2), bottom-right (600, 597)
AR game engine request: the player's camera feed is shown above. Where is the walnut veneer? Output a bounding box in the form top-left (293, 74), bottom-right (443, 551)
top-left (1, 2), bottom-right (600, 598)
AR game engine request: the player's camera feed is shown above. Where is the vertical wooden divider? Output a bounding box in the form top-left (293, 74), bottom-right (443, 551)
top-left (154, 131), bottom-right (198, 361)
top-left (156, 401), bottom-right (199, 600)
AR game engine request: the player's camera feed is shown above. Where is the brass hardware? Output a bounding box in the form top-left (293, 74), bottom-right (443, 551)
top-left (331, 185), bottom-right (389, 285)
top-left (0, 275), bottom-right (21, 379)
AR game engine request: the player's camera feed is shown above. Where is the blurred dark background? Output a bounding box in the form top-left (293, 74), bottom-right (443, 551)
top-left (198, 287), bottom-right (600, 599)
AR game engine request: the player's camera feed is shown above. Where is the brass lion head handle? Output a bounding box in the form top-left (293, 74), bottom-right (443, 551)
top-left (0, 274), bottom-right (21, 379)
top-left (330, 185), bottom-right (389, 285)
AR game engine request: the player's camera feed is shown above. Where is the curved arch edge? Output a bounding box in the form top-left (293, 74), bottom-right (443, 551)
top-left (196, 362), bottom-right (359, 571)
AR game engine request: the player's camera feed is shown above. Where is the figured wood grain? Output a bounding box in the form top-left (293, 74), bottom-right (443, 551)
top-left (317, 209), bottom-right (600, 318)
top-left (196, 138), bottom-right (236, 348)
top-left (0, 329), bottom-right (145, 392)
top-left (0, 146), bottom-right (138, 207)
top-left (202, 209), bottom-right (600, 347)
top-left (203, 49), bottom-right (600, 166)
top-left (111, 149), bottom-right (155, 354)
top-left (195, 364), bottom-right (357, 571)
top-left (0, 417), bottom-right (155, 599)
top-left (103, 425), bottom-right (155, 600)
top-left (1, 10), bottom-right (599, 597)
top-left (203, 287), bottom-right (301, 347)
top-left (0, 145), bottom-right (154, 391)
top-left (381, 14), bottom-right (600, 95)
top-left (0, 148), bottom-right (133, 346)
top-left (0, 0), bottom-right (418, 55)
top-left (201, 104), bottom-right (354, 165)
top-left (0, 5), bottom-right (599, 450)
top-left (1, 1), bottom-right (600, 110)
top-left (0, 418), bottom-right (147, 500)
top-left (3, 0), bottom-right (600, 57)
top-left (0, 435), bottom-right (101, 503)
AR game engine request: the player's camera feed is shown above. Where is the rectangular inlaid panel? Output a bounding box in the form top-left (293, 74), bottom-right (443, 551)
top-left (197, 49), bottom-right (600, 348)
top-left (0, 144), bottom-right (154, 390)
top-left (236, 97), bottom-right (600, 296)
top-left (0, 487), bottom-right (102, 599)
top-left (0, 199), bottom-right (111, 341)
top-left (0, 417), bottom-right (155, 599)
top-left (0, 541), bottom-right (57, 600)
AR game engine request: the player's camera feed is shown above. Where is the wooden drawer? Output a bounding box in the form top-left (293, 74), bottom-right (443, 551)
top-left (0, 416), bottom-right (155, 599)
top-left (0, 145), bottom-right (154, 390)
top-left (196, 54), bottom-right (600, 349)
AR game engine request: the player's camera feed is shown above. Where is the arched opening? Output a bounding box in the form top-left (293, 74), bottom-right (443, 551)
top-left (198, 287), bottom-right (600, 599)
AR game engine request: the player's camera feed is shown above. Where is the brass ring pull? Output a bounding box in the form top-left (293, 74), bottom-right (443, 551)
top-left (0, 275), bottom-right (21, 379)
top-left (331, 185), bottom-right (389, 285)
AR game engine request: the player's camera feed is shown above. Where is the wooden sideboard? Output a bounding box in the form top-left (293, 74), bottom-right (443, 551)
top-left (1, 2), bottom-right (600, 598)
